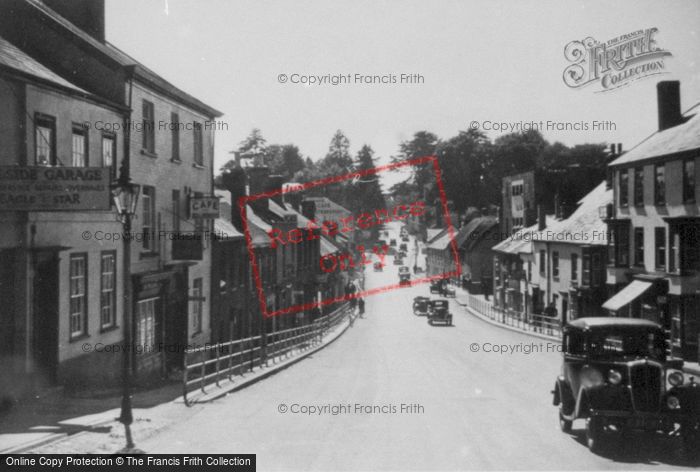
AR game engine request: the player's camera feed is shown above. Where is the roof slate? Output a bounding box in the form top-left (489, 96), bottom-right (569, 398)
top-left (609, 103), bottom-right (700, 166)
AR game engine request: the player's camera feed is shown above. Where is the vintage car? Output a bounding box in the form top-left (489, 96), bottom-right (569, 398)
top-left (552, 318), bottom-right (700, 456)
top-left (373, 261), bottom-right (383, 272)
top-left (427, 299), bottom-right (452, 326)
top-left (412, 296), bottom-right (429, 316)
top-left (444, 284), bottom-right (456, 298)
top-left (430, 279), bottom-right (446, 294)
top-left (399, 243), bottom-right (408, 252)
top-left (394, 256), bottom-right (403, 265)
top-left (399, 266), bottom-right (411, 285)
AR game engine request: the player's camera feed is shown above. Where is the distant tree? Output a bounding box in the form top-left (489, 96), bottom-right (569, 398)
top-left (352, 145), bottom-right (385, 233)
top-left (268, 144), bottom-right (306, 181)
top-left (491, 129), bottom-right (547, 177)
top-left (436, 128), bottom-right (491, 212)
top-left (392, 131), bottom-right (440, 195)
top-left (238, 128), bottom-right (268, 166)
top-left (320, 130), bottom-right (353, 172)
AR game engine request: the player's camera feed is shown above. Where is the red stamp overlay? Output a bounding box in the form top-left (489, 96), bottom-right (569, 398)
top-left (239, 155), bottom-right (460, 317)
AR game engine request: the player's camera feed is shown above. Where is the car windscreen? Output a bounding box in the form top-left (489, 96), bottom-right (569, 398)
top-left (585, 329), bottom-right (666, 361)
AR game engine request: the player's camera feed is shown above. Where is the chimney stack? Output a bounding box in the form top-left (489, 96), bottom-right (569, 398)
top-left (657, 81), bottom-right (684, 131)
top-left (220, 167), bottom-right (247, 232)
top-left (301, 200), bottom-right (316, 221)
top-left (285, 190), bottom-right (302, 212)
top-left (266, 175), bottom-right (286, 208)
top-left (246, 166), bottom-right (270, 214)
top-left (537, 205), bottom-right (546, 231)
top-left (43, 0), bottom-right (105, 42)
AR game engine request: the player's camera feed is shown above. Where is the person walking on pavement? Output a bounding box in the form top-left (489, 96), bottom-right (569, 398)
top-left (358, 298), bottom-right (365, 318)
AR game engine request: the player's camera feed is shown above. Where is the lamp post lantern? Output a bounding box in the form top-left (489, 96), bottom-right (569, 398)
top-left (111, 177), bottom-right (140, 450)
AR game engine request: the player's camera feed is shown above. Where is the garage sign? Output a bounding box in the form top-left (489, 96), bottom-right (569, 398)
top-left (0, 166), bottom-right (111, 211)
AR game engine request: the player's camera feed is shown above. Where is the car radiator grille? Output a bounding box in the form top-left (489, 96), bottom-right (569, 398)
top-left (630, 363), bottom-right (661, 412)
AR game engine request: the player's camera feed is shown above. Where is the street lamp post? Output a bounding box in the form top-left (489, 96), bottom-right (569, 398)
top-left (112, 177), bottom-right (140, 451)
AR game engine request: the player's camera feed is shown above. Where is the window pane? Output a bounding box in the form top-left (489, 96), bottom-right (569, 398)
top-left (72, 129), bottom-right (87, 167)
top-left (36, 124), bottom-right (53, 166)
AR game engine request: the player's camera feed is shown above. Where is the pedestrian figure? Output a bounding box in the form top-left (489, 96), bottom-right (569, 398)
top-left (358, 298), bottom-right (365, 318)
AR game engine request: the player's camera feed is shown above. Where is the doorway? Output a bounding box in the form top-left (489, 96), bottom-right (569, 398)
top-left (32, 252), bottom-right (59, 385)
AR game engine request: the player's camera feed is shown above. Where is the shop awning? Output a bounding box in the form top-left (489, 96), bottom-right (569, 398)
top-left (602, 280), bottom-right (652, 311)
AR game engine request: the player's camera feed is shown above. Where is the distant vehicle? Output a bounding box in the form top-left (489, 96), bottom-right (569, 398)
top-left (444, 285), bottom-right (456, 298)
top-left (398, 250), bottom-right (407, 258)
top-left (399, 266), bottom-right (411, 285)
top-left (394, 256), bottom-right (403, 265)
top-left (390, 239), bottom-right (397, 246)
top-left (427, 299), bottom-right (452, 326)
top-left (402, 235), bottom-right (409, 243)
top-left (552, 318), bottom-right (700, 457)
top-left (373, 262), bottom-right (383, 272)
top-left (430, 279), bottom-right (446, 295)
top-left (399, 243), bottom-right (408, 252)
top-left (412, 296), bottom-right (429, 316)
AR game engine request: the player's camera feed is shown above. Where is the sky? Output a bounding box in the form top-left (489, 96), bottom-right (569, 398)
top-left (105, 0), bottom-right (700, 188)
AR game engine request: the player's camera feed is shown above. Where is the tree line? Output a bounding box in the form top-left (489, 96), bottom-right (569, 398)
top-left (216, 127), bottom-right (609, 225)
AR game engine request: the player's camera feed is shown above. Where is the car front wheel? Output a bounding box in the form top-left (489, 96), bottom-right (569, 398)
top-left (585, 417), bottom-right (604, 453)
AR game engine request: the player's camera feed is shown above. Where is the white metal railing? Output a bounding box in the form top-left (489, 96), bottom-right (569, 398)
top-left (183, 303), bottom-right (350, 405)
top-left (463, 292), bottom-right (562, 338)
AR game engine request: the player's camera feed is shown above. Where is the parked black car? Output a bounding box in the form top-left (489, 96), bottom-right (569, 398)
top-left (430, 279), bottom-right (446, 295)
top-left (412, 296), bottom-right (429, 316)
top-left (552, 318), bottom-right (700, 457)
top-left (427, 299), bottom-right (452, 326)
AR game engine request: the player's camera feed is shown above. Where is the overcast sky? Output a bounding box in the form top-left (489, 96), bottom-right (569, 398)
top-left (106, 0), bottom-right (700, 188)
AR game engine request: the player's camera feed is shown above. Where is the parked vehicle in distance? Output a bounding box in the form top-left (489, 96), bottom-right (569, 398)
top-left (390, 239), bottom-right (397, 246)
top-left (399, 266), bottom-right (411, 285)
top-left (430, 279), bottom-right (446, 295)
top-left (412, 296), bottom-right (429, 316)
top-left (373, 262), bottom-right (383, 272)
top-left (552, 317), bottom-right (700, 457)
top-left (444, 285), bottom-right (455, 298)
top-left (427, 299), bottom-right (452, 326)
top-left (399, 243), bottom-right (408, 252)
top-left (394, 256), bottom-right (403, 265)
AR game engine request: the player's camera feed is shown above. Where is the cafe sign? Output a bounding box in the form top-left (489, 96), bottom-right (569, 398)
top-left (0, 166), bottom-right (111, 211)
top-left (189, 196), bottom-right (220, 219)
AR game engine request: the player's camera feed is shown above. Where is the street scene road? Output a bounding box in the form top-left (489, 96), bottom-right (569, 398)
top-left (136, 229), bottom-right (693, 470)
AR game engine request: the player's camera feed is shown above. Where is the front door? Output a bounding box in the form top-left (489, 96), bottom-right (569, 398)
top-left (32, 253), bottom-right (59, 384)
top-left (164, 271), bottom-right (188, 374)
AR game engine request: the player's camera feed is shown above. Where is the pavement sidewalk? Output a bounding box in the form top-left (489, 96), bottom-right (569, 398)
top-left (0, 317), bottom-right (352, 454)
top-left (453, 287), bottom-right (700, 377)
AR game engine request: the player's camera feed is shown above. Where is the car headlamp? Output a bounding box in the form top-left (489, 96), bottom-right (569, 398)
top-left (668, 371), bottom-right (684, 387)
top-left (607, 369), bottom-right (622, 385)
top-left (581, 366), bottom-right (604, 388)
top-left (666, 395), bottom-right (680, 409)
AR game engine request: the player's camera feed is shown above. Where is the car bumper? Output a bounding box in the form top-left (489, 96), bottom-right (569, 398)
top-left (590, 409), bottom-right (685, 430)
